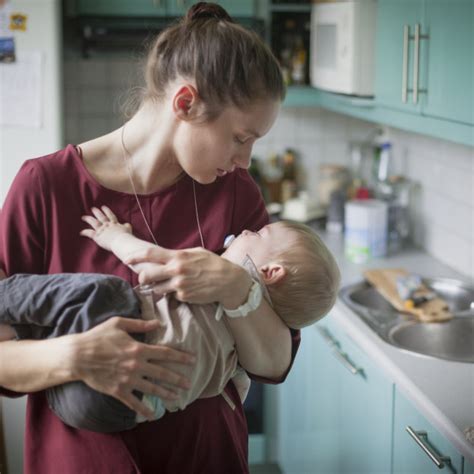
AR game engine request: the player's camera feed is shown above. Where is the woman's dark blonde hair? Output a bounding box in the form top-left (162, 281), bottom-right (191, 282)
top-left (128, 2), bottom-right (285, 119)
top-left (268, 222), bottom-right (341, 330)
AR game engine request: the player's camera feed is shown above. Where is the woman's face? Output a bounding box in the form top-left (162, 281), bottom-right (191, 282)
top-left (173, 99), bottom-right (280, 184)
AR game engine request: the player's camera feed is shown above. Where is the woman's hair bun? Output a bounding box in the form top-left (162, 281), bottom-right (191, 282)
top-left (185, 2), bottom-right (234, 23)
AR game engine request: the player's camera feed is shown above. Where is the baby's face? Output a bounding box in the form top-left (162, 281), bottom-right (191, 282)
top-left (222, 222), bottom-right (295, 267)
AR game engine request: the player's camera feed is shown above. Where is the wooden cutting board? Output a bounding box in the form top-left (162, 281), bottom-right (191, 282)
top-left (363, 268), bottom-right (452, 323)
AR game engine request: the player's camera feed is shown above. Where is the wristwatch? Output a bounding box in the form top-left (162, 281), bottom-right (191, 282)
top-left (223, 279), bottom-right (263, 318)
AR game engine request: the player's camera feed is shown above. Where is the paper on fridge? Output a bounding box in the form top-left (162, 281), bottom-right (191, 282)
top-left (0, 50), bottom-right (43, 127)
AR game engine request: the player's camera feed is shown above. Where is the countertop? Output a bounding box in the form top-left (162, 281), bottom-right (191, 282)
top-left (315, 230), bottom-right (474, 464)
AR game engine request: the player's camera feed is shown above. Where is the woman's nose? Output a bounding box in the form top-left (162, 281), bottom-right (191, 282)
top-left (233, 151), bottom-right (252, 169)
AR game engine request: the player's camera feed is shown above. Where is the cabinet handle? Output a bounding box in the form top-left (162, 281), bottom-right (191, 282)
top-left (332, 348), bottom-right (363, 376)
top-left (412, 24), bottom-right (421, 104)
top-left (316, 327), bottom-right (363, 376)
top-left (402, 25), bottom-right (409, 103)
top-left (406, 426), bottom-right (452, 469)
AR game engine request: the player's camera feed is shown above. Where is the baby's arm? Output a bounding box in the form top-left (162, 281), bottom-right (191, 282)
top-left (80, 206), bottom-right (158, 274)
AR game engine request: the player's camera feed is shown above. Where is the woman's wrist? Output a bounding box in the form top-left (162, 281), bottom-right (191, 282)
top-left (220, 264), bottom-right (253, 310)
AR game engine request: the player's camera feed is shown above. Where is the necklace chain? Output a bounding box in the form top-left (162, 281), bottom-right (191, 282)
top-left (120, 125), bottom-right (205, 249)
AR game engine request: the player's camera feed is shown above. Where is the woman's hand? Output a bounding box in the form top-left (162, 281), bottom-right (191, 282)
top-left (71, 316), bottom-right (195, 420)
top-left (80, 206), bottom-right (133, 252)
top-left (125, 247), bottom-right (253, 308)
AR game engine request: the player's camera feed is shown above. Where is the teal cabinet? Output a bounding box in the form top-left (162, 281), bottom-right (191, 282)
top-left (465, 460), bottom-right (474, 474)
top-left (421, 0), bottom-right (473, 124)
top-left (276, 323), bottom-right (322, 474)
top-left (393, 388), bottom-right (463, 474)
top-left (71, 0), bottom-right (256, 17)
top-left (375, 0), bottom-right (424, 115)
top-left (277, 315), bottom-right (393, 474)
top-left (74, 0), bottom-right (167, 16)
top-left (375, 0), bottom-right (473, 126)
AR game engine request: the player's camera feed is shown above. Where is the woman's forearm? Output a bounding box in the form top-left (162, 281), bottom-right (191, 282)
top-left (0, 336), bottom-right (76, 393)
top-left (224, 298), bottom-right (292, 379)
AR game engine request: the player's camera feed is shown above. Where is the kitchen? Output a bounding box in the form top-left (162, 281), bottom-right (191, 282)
top-left (0, 0), bottom-right (473, 473)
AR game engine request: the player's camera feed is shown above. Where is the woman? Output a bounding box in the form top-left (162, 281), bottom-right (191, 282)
top-left (0, 3), bottom-right (300, 473)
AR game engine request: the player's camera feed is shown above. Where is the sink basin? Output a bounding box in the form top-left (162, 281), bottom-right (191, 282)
top-left (339, 277), bottom-right (474, 363)
top-left (388, 318), bottom-right (474, 363)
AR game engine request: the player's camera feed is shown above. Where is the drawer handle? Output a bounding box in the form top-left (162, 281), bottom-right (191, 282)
top-left (332, 347), bottom-right (363, 376)
top-left (406, 426), bottom-right (451, 469)
top-left (316, 327), bottom-right (363, 376)
top-left (402, 24), bottom-right (409, 103)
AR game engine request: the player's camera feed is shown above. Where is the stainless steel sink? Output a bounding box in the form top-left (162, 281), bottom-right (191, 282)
top-left (339, 278), bottom-right (474, 363)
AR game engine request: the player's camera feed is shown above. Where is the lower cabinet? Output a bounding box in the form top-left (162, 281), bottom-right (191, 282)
top-left (276, 313), bottom-right (472, 474)
top-left (277, 314), bottom-right (393, 474)
top-left (464, 461), bottom-right (474, 474)
top-left (393, 389), bottom-right (463, 474)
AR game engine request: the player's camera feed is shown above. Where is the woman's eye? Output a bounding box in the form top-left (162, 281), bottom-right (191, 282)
top-left (234, 136), bottom-right (246, 145)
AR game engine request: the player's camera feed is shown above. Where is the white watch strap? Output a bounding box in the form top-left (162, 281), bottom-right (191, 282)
top-left (223, 279), bottom-right (263, 318)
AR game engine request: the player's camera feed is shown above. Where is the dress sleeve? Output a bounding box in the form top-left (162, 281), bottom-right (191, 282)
top-left (0, 160), bottom-right (47, 397)
top-left (230, 170), bottom-right (301, 385)
top-left (0, 160), bottom-right (47, 276)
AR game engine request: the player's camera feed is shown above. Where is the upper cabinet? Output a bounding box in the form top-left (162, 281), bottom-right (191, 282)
top-left (375, 0), bottom-right (473, 126)
top-left (68, 0), bottom-right (256, 18)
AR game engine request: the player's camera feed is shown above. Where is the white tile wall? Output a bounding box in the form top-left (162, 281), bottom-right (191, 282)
top-left (63, 56), bottom-right (474, 279)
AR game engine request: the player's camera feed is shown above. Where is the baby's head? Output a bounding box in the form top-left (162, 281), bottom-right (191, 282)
top-left (222, 221), bottom-right (341, 329)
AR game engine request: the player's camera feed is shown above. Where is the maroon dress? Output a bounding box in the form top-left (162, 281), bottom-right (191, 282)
top-left (0, 145), bottom-right (300, 474)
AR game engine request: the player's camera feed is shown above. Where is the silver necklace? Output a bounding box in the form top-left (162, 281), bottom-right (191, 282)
top-left (120, 124), bottom-right (205, 249)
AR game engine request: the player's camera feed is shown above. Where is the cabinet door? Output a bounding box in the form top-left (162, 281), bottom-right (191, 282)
top-left (393, 388), bottom-right (463, 474)
top-left (276, 324), bottom-right (325, 474)
top-left (277, 314), bottom-right (393, 474)
top-left (375, 0), bottom-right (424, 114)
top-left (167, 0), bottom-right (256, 17)
top-left (76, 0), bottom-right (167, 17)
top-left (325, 320), bottom-right (394, 474)
top-left (421, 0), bottom-right (473, 125)
top-left (465, 460), bottom-right (474, 474)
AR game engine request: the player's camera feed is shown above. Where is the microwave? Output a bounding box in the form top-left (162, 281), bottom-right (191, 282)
top-left (310, 0), bottom-right (377, 97)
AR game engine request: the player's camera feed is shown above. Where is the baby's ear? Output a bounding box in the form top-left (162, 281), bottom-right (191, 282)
top-left (260, 264), bottom-right (286, 286)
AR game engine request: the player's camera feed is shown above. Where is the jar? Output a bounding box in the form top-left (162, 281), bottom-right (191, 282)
top-left (318, 164), bottom-right (349, 207)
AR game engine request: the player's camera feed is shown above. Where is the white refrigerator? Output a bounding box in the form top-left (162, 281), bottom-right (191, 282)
top-left (0, 0), bottom-right (62, 472)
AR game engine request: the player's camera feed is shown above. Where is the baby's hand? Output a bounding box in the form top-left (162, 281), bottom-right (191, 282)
top-left (80, 206), bottom-right (132, 252)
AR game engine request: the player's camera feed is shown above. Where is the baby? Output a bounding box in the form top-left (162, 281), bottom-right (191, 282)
top-left (0, 206), bottom-right (340, 432)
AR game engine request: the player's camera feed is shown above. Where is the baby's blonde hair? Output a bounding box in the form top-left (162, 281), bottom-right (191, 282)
top-left (268, 222), bottom-right (341, 329)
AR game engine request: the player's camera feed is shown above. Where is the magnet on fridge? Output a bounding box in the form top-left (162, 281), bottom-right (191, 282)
top-left (0, 36), bottom-right (15, 63)
top-left (10, 13), bottom-right (27, 31)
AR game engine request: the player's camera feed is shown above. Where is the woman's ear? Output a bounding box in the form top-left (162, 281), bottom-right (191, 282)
top-left (260, 264), bottom-right (286, 286)
top-left (172, 84), bottom-right (200, 120)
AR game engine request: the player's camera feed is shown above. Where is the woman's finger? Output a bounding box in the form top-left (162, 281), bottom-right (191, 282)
top-left (118, 391), bottom-right (155, 421)
top-left (145, 344), bottom-right (196, 365)
top-left (101, 206), bottom-right (118, 223)
top-left (134, 377), bottom-right (179, 401)
top-left (81, 215), bottom-right (100, 230)
top-left (113, 316), bottom-right (160, 334)
top-left (91, 207), bottom-right (107, 223)
top-left (137, 264), bottom-right (176, 286)
top-left (143, 360), bottom-right (192, 390)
